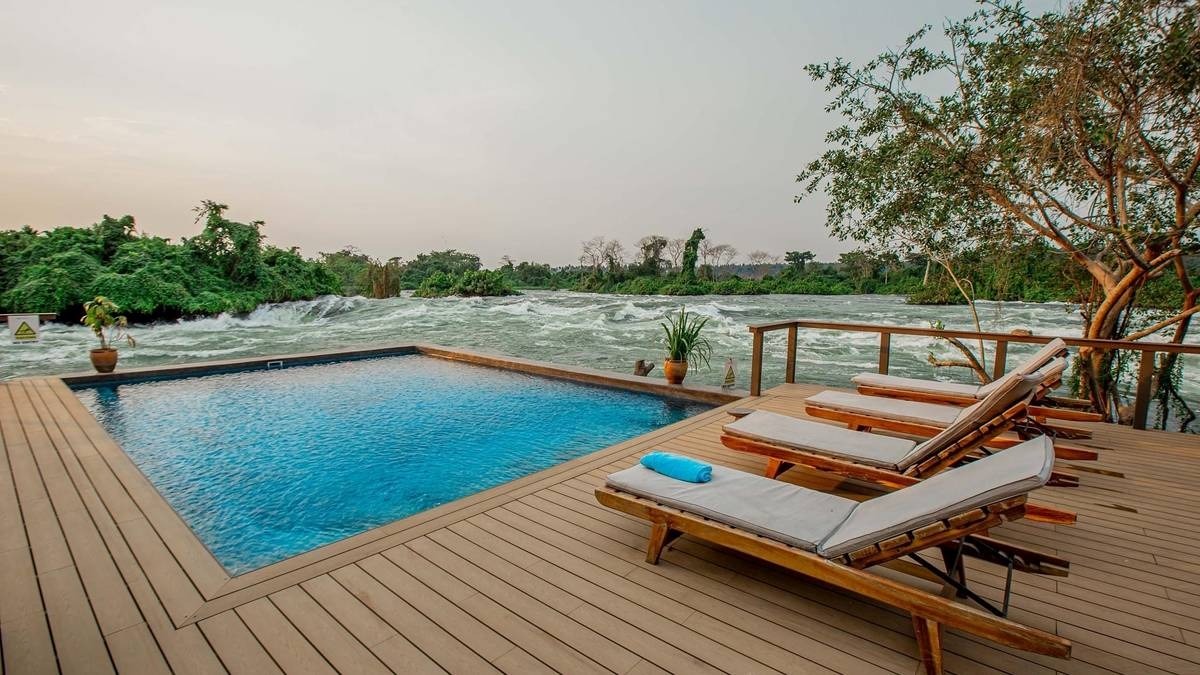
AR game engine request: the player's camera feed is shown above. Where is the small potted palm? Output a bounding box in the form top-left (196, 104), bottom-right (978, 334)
top-left (82, 296), bottom-right (135, 373)
top-left (661, 306), bottom-right (711, 385)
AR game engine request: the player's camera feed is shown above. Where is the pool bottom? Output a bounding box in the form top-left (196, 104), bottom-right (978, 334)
top-left (75, 353), bottom-right (714, 574)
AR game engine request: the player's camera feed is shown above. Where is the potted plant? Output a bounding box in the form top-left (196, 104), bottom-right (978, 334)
top-left (661, 306), bottom-right (711, 385)
top-left (82, 296), bottom-right (135, 373)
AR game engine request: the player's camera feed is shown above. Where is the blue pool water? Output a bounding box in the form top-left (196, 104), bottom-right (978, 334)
top-left (75, 355), bottom-right (711, 574)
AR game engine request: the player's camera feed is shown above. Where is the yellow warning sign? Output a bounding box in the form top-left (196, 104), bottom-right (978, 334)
top-left (14, 322), bottom-right (36, 340)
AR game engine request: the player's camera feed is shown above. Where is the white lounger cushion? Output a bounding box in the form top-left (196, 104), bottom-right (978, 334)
top-left (850, 338), bottom-right (1068, 400)
top-left (606, 436), bottom-right (1054, 560)
top-left (724, 410), bottom-right (918, 469)
top-left (851, 373), bottom-right (984, 398)
top-left (606, 464), bottom-right (857, 551)
top-left (817, 436), bottom-right (1054, 557)
top-left (907, 372), bottom-right (1044, 466)
top-left (806, 390), bottom-right (963, 426)
top-left (811, 360), bottom-right (1064, 431)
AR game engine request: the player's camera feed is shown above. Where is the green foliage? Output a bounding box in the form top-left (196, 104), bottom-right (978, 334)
top-left (319, 247), bottom-right (375, 296)
top-left (82, 296), bottom-right (135, 350)
top-left (783, 250), bottom-right (815, 274)
top-left (413, 269), bottom-right (517, 298)
top-left (661, 307), bottom-right (712, 366)
top-left (680, 229), bottom-right (705, 282)
top-left (0, 204), bottom-right (339, 319)
top-left (401, 250), bottom-right (481, 288)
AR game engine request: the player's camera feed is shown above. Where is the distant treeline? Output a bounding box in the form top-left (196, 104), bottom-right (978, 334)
top-left (2, 212), bottom-right (1191, 321)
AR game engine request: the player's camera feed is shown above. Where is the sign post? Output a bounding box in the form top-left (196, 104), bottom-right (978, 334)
top-left (7, 314), bottom-right (41, 344)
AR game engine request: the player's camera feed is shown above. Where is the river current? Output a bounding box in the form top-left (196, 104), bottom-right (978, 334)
top-left (3, 291), bottom-right (1197, 412)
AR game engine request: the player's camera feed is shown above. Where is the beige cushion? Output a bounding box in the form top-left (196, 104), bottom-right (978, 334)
top-left (818, 436), bottom-right (1055, 558)
top-left (606, 464), bottom-right (856, 552)
top-left (805, 390), bottom-right (962, 426)
top-left (1014, 338), bottom-right (1068, 376)
top-left (724, 411), bottom-right (918, 470)
top-left (852, 337), bottom-right (1068, 400)
top-left (900, 372), bottom-right (1043, 469)
top-left (851, 373), bottom-right (982, 398)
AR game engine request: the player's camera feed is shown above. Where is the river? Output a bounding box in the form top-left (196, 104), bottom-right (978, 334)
top-left (3, 292), bottom-right (1197, 418)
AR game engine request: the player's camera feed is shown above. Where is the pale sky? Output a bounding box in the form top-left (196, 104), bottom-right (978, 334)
top-left (2, 0), bottom-right (988, 266)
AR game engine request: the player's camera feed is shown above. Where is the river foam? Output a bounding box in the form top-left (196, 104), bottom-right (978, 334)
top-left (3, 291), bottom-right (1196, 414)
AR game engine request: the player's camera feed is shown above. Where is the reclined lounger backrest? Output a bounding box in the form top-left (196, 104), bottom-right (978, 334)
top-left (894, 371), bottom-right (1045, 471)
top-left (976, 338), bottom-right (1068, 397)
top-left (818, 436), bottom-right (1055, 558)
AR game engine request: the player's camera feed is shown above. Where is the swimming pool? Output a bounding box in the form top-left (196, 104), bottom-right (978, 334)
top-left (74, 354), bottom-right (712, 574)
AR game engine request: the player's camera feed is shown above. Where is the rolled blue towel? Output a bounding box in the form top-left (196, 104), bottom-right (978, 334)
top-left (640, 452), bottom-right (712, 483)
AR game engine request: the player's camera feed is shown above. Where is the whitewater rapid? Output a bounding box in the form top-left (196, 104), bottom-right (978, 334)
top-left (3, 291), bottom-right (1196, 409)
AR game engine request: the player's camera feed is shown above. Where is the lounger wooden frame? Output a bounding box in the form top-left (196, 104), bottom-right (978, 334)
top-left (721, 402), bottom-right (1078, 525)
top-left (856, 370), bottom-right (1105, 430)
top-left (595, 487), bottom-right (1071, 675)
top-left (802, 402), bottom-right (1100, 463)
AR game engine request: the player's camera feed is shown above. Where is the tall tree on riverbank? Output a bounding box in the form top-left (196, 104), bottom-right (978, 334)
top-left (797, 0), bottom-right (1200, 423)
top-left (681, 228), bottom-right (705, 283)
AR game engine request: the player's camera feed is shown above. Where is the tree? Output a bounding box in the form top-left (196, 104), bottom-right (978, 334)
top-left (747, 250), bottom-right (774, 278)
top-left (400, 249), bottom-right (481, 288)
top-left (600, 239), bottom-right (626, 274)
top-left (681, 228), bottom-right (705, 282)
top-left (784, 250), bottom-right (815, 274)
top-left (636, 235), bottom-right (669, 275)
top-left (709, 244), bottom-right (738, 277)
top-left (797, 0), bottom-right (1200, 422)
top-left (187, 200), bottom-right (266, 284)
top-left (579, 236), bottom-right (606, 273)
top-left (665, 238), bottom-right (687, 270)
top-left (837, 251), bottom-right (877, 291)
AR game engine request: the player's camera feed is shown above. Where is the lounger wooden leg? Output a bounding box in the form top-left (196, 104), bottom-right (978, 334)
top-left (763, 458), bottom-right (795, 479)
top-left (912, 615), bottom-right (945, 675)
top-left (646, 521), bottom-right (681, 564)
top-left (938, 543), bottom-right (968, 598)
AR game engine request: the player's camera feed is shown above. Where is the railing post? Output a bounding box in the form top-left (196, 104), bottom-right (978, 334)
top-left (1132, 349), bottom-right (1156, 430)
top-left (992, 340), bottom-right (1008, 381)
top-left (785, 325), bottom-right (797, 384)
top-left (878, 332), bottom-right (891, 375)
top-left (750, 330), bottom-right (764, 396)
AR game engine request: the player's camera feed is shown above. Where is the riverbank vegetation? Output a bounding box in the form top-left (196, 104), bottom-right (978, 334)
top-left (0, 202), bottom-right (339, 321)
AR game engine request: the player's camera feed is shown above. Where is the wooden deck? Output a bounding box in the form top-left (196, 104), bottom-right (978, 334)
top-left (4, 375), bottom-right (1200, 674)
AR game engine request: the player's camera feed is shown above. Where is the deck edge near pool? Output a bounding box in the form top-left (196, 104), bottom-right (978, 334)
top-left (39, 345), bottom-right (743, 627)
top-left (55, 342), bottom-right (745, 405)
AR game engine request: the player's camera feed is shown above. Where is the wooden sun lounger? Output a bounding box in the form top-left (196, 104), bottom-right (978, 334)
top-left (851, 339), bottom-right (1105, 435)
top-left (721, 373), bottom-right (1078, 524)
top-left (596, 440), bottom-right (1071, 674)
top-left (804, 391), bottom-right (1101, 464)
top-left (720, 409), bottom-right (1077, 526)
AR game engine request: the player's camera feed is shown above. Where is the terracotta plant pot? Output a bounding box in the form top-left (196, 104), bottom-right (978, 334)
top-left (663, 359), bottom-right (688, 385)
top-left (90, 348), bottom-right (118, 373)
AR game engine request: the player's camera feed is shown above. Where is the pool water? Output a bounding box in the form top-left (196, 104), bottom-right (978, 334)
top-left (75, 355), bottom-right (711, 574)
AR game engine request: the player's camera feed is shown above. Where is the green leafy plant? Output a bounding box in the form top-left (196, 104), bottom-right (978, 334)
top-left (661, 306), bottom-right (712, 366)
top-left (82, 296), bottom-right (136, 350)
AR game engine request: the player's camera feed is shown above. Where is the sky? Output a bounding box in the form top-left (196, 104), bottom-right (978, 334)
top-left (2, 0), bottom-right (991, 266)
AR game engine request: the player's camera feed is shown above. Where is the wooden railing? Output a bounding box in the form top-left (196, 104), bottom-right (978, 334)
top-left (747, 319), bottom-right (1200, 430)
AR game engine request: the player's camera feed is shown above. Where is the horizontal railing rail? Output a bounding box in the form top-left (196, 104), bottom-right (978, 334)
top-left (746, 319), bottom-right (1200, 430)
